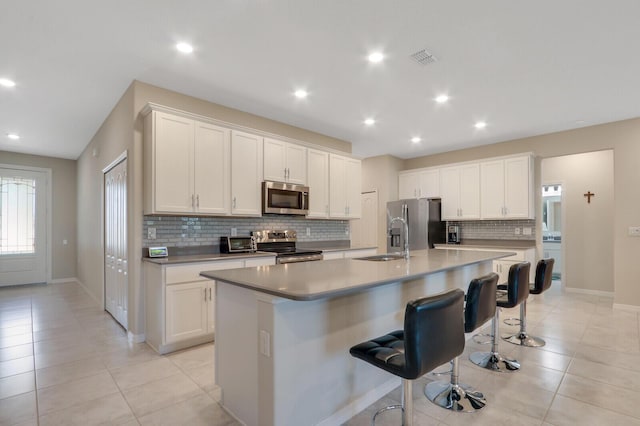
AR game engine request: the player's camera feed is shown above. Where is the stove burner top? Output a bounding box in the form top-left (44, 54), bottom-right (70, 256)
top-left (252, 229), bottom-right (323, 263)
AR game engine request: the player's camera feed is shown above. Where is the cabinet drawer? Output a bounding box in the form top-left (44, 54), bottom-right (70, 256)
top-left (166, 260), bottom-right (245, 284)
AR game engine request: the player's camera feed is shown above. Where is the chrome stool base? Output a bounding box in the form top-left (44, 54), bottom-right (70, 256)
top-left (371, 404), bottom-right (403, 426)
top-left (502, 332), bottom-right (545, 347)
top-left (425, 381), bottom-right (486, 412)
top-left (469, 351), bottom-right (520, 372)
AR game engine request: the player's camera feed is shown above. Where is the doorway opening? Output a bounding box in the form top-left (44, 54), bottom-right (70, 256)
top-left (542, 184), bottom-right (562, 282)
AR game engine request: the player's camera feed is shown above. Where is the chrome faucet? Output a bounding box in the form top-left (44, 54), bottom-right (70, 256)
top-left (390, 216), bottom-right (410, 260)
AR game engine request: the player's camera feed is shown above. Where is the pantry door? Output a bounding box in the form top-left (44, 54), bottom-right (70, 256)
top-left (0, 166), bottom-right (49, 286)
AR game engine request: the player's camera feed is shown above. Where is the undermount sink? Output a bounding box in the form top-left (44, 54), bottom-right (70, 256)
top-left (354, 253), bottom-right (408, 262)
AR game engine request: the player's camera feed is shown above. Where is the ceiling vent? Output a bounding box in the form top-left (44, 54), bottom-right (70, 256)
top-left (410, 48), bottom-right (438, 65)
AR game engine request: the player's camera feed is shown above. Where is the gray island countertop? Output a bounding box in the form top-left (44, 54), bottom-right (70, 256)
top-left (200, 248), bottom-right (513, 301)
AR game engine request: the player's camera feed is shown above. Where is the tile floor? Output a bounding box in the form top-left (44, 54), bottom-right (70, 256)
top-left (0, 280), bottom-right (638, 425)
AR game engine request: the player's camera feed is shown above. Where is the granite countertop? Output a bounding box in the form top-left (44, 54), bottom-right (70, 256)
top-left (142, 251), bottom-right (276, 265)
top-left (435, 239), bottom-right (536, 250)
top-left (200, 249), bottom-right (513, 301)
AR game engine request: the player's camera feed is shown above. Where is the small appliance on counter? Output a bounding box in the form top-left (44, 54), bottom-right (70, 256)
top-left (220, 236), bottom-right (257, 253)
top-left (386, 198), bottom-right (446, 252)
top-left (447, 225), bottom-right (461, 244)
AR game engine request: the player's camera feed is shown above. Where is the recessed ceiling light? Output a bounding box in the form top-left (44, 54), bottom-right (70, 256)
top-left (435, 94), bottom-right (449, 103)
top-left (364, 118), bottom-right (376, 125)
top-left (294, 89), bottom-right (308, 99)
top-left (7, 133), bottom-right (20, 140)
top-left (176, 42), bottom-right (194, 54)
top-left (474, 121), bottom-right (487, 129)
top-left (0, 78), bottom-right (16, 88)
top-left (411, 137), bottom-right (421, 143)
top-left (367, 52), bottom-right (384, 63)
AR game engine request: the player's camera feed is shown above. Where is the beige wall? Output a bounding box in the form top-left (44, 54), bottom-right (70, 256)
top-left (361, 155), bottom-right (404, 251)
top-left (404, 118), bottom-right (640, 307)
top-left (0, 151), bottom-right (77, 280)
top-left (76, 80), bottom-right (353, 335)
top-left (542, 151), bottom-right (614, 293)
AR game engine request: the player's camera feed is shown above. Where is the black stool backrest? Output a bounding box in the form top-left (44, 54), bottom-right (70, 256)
top-left (464, 273), bottom-right (499, 333)
top-left (500, 262), bottom-right (531, 308)
top-left (531, 258), bottom-right (555, 295)
top-left (404, 289), bottom-right (465, 379)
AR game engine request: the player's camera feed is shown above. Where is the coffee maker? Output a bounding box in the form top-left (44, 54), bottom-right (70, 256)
top-left (447, 225), bottom-right (461, 244)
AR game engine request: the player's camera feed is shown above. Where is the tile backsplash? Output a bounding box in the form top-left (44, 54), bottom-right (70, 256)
top-left (448, 219), bottom-right (536, 241)
top-left (143, 215), bottom-right (349, 247)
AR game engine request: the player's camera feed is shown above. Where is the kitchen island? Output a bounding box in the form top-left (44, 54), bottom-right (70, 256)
top-left (201, 249), bottom-right (513, 426)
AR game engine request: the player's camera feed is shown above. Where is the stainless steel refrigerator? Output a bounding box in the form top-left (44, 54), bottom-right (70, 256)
top-left (387, 198), bottom-right (446, 253)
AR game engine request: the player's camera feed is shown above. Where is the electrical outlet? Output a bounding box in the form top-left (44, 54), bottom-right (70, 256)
top-left (629, 226), bottom-right (640, 237)
top-left (306, 227), bottom-right (310, 236)
top-left (514, 228), bottom-right (521, 235)
top-left (62, 239), bottom-right (68, 245)
top-left (231, 228), bottom-right (237, 236)
top-left (259, 330), bottom-right (271, 357)
top-left (522, 227), bottom-right (532, 236)
top-left (147, 227), bottom-right (156, 240)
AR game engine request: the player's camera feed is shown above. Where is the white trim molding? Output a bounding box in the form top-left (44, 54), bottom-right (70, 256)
top-left (613, 303), bottom-right (640, 312)
top-left (49, 277), bottom-right (80, 284)
top-left (127, 331), bottom-right (145, 343)
top-left (564, 287), bottom-right (614, 298)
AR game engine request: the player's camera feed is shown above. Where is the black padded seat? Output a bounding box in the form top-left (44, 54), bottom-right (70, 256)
top-left (425, 273), bottom-right (498, 412)
top-left (470, 262), bottom-right (530, 373)
top-left (502, 259), bottom-right (555, 347)
top-left (350, 289), bottom-right (465, 425)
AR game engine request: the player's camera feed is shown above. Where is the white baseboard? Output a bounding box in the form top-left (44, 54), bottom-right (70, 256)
top-left (564, 287), bottom-right (614, 298)
top-left (48, 277), bottom-right (79, 284)
top-left (613, 303), bottom-right (640, 312)
top-left (317, 377), bottom-right (399, 426)
top-left (128, 331), bottom-right (145, 343)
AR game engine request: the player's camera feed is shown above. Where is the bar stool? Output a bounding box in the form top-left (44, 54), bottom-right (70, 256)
top-left (470, 262), bottom-right (530, 372)
top-left (350, 289), bottom-right (465, 426)
top-left (425, 273), bottom-right (498, 412)
top-left (502, 258), bottom-right (555, 347)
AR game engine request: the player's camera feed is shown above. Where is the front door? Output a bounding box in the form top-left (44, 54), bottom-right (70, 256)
top-left (0, 167), bottom-right (48, 286)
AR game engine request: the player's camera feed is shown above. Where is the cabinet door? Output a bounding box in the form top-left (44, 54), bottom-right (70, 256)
top-left (480, 160), bottom-right (505, 219)
top-left (419, 169), bottom-right (440, 198)
top-left (231, 131), bottom-right (263, 216)
top-left (166, 281), bottom-right (208, 344)
top-left (263, 138), bottom-right (287, 182)
top-left (285, 143), bottom-right (307, 184)
top-left (346, 158), bottom-right (362, 218)
top-left (329, 154), bottom-right (347, 218)
top-left (307, 149), bottom-right (329, 218)
top-left (399, 172), bottom-right (419, 199)
top-left (154, 112), bottom-right (194, 213)
top-left (458, 163), bottom-right (481, 219)
top-left (439, 166), bottom-right (461, 220)
top-left (504, 156), bottom-right (532, 218)
top-left (194, 121), bottom-right (230, 215)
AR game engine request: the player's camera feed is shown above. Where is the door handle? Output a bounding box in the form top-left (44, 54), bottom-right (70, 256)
top-left (233, 197), bottom-right (237, 209)
top-left (196, 194), bottom-right (200, 208)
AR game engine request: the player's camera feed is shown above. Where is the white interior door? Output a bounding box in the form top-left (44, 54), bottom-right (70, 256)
top-left (104, 158), bottom-right (128, 328)
top-left (350, 191), bottom-right (378, 248)
top-left (0, 167), bottom-right (48, 286)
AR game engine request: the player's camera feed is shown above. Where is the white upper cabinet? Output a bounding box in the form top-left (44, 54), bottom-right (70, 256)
top-left (329, 154), bottom-right (361, 218)
top-left (399, 169), bottom-right (440, 199)
top-left (263, 138), bottom-right (307, 185)
top-left (307, 149), bottom-right (329, 218)
top-left (440, 163), bottom-right (481, 220)
top-left (481, 155), bottom-right (533, 219)
top-left (231, 130), bottom-right (263, 216)
top-left (144, 110), bottom-right (230, 215)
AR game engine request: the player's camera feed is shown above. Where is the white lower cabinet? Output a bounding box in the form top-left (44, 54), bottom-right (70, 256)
top-left (145, 256), bottom-right (275, 354)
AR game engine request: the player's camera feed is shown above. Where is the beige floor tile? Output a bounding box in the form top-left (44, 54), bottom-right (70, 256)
top-left (36, 356), bottom-right (107, 389)
top-left (0, 370), bottom-right (35, 399)
top-left (557, 373), bottom-right (640, 419)
top-left (574, 343), bottom-right (640, 372)
top-left (0, 355), bottom-right (33, 378)
top-left (33, 323), bottom-right (85, 342)
top-left (121, 372), bottom-right (204, 417)
top-left (37, 371), bottom-right (120, 415)
top-left (137, 393), bottom-right (237, 426)
top-left (168, 343), bottom-right (214, 371)
top-left (508, 346), bottom-right (572, 372)
top-left (545, 394), bottom-right (640, 425)
top-left (0, 391), bottom-right (37, 425)
top-left (567, 357), bottom-right (640, 393)
top-left (440, 405), bottom-right (542, 426)
top-left (0, 333), bottom-right (33, 349)
top-left (0, 324), bottom-right (32, 338)
top-left (111, 357), bottom-right (181, 391)
top-left (0, 343), bottom-right (33, 363)
top-left (34, 341), bottom-right (98, 369)
top-left (38, 392), bottom-right (136, 426)
top-left (183, 361), bottom-right (217, 392)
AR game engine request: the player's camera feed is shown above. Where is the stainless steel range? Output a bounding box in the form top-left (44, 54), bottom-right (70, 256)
top-left (252, 230), bottom-right (323, 264)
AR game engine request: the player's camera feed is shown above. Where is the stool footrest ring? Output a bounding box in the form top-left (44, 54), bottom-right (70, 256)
top-left (472, 333), bottom-right (493, 345)
top-left (371, 404), bottom-right (403, 426)
top-left (503, 317), bottom-right (522, 327)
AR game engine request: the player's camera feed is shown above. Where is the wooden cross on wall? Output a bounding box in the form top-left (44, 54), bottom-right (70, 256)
top-left (584, 191), bottom-right (595, 203)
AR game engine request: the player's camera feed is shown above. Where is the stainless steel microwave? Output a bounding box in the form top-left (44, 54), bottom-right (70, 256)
top-left (262, 181), bottom-right (309, 216)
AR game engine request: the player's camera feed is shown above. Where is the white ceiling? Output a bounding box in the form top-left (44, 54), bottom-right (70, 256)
top-left (2, 1), bottom-right (640, 160)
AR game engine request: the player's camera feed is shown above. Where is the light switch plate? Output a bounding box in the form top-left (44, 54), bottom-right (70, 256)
top-left (629, 226), bottom-right (640, 237)
top-left (514, 228), bottom-right (521, 235)
top-left (231, 228), bottom-right (237, 236)
top-left (147, 227), bottom-right (156, 240)
top-left (522, 227), bottom-right (532, 235)
top-left (259, 330), bottom-right (271, 357)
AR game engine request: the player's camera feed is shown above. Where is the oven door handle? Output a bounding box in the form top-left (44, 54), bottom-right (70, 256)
top-left (278, 254), bottom-right (323, 264)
